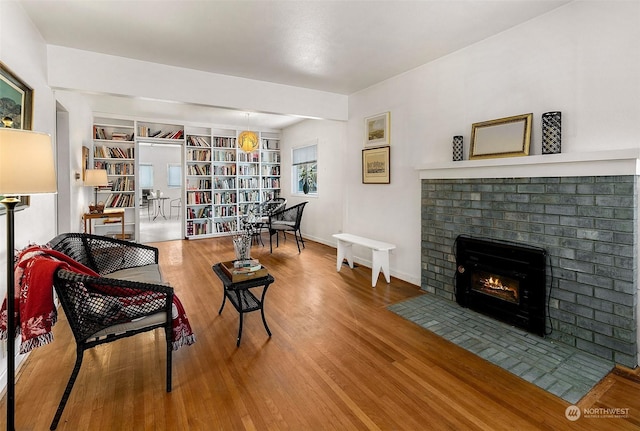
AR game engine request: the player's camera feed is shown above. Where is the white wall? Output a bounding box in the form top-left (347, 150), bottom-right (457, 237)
top-left (281, 120), bottom-right (346, 245)
top-left (0, 0), bottom-right (58, 392)
top-left (47, 46), bottom-right (348, 122)
top-left (344, 1), bottom-right (640, 286)
top-left (53, 91), bottom-right (95, 232)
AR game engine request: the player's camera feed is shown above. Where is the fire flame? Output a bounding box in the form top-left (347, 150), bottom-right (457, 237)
top-left (484, 276), bottom-right (511, 291)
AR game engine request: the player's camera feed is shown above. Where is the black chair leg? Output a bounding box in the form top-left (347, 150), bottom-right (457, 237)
top-left (165, 324), bottom-right (172, 392)
top-left (294, 231), bottom-right (301, 252)
top-left (292, 230), bottom-right (305, 252)
top-left (50, 350), bottom-right (84, 430)
top-left (269, 230), bottom-right (274, 253)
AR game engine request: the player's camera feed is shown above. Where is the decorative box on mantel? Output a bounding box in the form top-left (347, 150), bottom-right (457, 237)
top-left (416, 149), bottom-right (640, 180)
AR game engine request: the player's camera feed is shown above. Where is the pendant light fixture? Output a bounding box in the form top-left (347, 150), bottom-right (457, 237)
top-left (238, 113), bottom-right (259, 153)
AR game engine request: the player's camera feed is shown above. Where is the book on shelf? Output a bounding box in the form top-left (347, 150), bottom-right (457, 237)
top-left (111, 132), bottom-right (133, 141)
top-left (103, 208), bottom-right (124, 214)
top-left (188, 136), bottom-right (211, 147)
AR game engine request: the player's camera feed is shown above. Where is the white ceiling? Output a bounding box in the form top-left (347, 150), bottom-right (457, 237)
top-left (19, 0), bottom-right (570, 128)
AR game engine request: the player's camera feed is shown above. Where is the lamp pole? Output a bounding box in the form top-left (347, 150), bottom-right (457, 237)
top-left (1, 198), bottom-right (18, 431)
top-left (0, 128), bottom-right (56, 430)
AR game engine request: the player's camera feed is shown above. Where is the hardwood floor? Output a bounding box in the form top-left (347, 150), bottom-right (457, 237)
top-left (2, 235), bottom-right (640, 430)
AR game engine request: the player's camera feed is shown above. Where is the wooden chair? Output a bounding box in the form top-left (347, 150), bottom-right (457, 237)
top-left (48, 233), bottom-right (174, 430)
top-left (268, 201), bottom-right (308, 253)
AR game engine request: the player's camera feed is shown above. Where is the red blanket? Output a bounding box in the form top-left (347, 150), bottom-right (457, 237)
top-left (0, 245), bottom-right (195, 353)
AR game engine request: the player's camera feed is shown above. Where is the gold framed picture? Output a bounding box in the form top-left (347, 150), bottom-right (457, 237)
top-left (364, 112), bottom-right (390, 147)
top-left (82, 146), bottom-right (89, 180)
top-left (362, 146), bottom-right (390, 184)
top-left (470, 113), bottom-right (532, 159)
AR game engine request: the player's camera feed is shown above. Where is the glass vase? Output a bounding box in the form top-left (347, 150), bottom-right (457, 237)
top-left (233, 236), bottom-right (251, 261)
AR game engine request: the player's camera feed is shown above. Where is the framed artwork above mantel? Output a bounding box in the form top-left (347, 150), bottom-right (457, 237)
top-left (470, 113), bottom-right (532, 159)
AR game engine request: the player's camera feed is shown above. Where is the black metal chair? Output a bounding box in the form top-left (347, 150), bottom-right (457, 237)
top-left (268, 201), bottom-right (308, 253)
top-left (247, 198), bottom-right (287, 246)
top-left (48, 233), bottom-right (174, 430)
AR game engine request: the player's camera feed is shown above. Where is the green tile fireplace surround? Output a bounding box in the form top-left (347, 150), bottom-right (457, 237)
top-left (418, 150), bottom-right (640, 368)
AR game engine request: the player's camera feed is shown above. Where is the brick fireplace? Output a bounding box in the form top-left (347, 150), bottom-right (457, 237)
top-left (419, 151), bottom-right (640, 368)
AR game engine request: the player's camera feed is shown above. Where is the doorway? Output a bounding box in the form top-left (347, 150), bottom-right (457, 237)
top-left (138, 142), bottom-right (183, 243)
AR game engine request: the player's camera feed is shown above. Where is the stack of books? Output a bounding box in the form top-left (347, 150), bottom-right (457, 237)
top-left (232, 259), bottom-right (262, 275)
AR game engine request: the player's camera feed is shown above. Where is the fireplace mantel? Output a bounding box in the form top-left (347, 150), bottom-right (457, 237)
top-left (417, 149), bottom-right (640, 179)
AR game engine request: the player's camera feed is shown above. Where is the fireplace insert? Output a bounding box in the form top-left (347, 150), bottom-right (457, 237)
top-left (454, 235), bottom-right (546, 336)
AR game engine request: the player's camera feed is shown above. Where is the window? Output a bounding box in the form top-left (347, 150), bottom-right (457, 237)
top-left (292, 143), bottom-right (317, 195)
top-left (139, 164), bottom-right (154, 188)
top-left (167, 163), bottom-right (182, 188)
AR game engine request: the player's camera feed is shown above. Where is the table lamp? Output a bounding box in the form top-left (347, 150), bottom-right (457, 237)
top-left (84, 169), bottom-right (108, 212)
top-left (0, 128), bottom-right (57, 431)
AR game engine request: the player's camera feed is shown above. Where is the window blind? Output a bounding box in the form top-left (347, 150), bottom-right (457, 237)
top-left (292, 144), bottom-right (317, 165)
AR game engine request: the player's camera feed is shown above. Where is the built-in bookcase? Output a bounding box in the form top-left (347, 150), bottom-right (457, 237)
top-left (92, 117), bottom-right (136, 239)
top-left (188, 129), bottom-right (281, 239)
top-left (137, 121), bottom-right (184, 140)
top-left (185, 130), bottom-right (213, 238)
top-left (93, 116), bottom-right (280, 241)
top-left (210, 130), bottom-right (239, 235)
top-left (260, 134), bottom-right (281, 202)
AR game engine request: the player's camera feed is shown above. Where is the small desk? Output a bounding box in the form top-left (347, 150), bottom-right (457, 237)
top-left (83, 210), bottom-right (125, 239)
top-left (212, 263), bottom-right (274, 346)
top-left (148, 197), bottom-right (169, 221)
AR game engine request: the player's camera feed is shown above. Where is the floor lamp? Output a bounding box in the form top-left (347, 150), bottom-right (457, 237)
top-left (0, 128), bottom-right (57, 431)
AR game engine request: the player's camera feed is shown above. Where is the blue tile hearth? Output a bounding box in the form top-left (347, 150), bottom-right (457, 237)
top-left (388, 294), bottom-right (613, 404)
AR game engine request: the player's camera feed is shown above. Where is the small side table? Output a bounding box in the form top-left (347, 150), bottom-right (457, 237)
top-left (212, 263), bottom-right (274, 346)
top-left (148, 197), bottom-right (169, 221)
top-left (83, 210), bottom-right (125, 239)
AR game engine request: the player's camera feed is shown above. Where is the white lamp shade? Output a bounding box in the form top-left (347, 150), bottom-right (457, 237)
top-left (0, 128), bottom-right (57, 194)
top-left (84, 169), bottom-right (109, 187)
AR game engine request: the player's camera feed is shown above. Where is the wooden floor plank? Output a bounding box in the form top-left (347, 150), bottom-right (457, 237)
top-left (2, 234), bottom-right (640, 430)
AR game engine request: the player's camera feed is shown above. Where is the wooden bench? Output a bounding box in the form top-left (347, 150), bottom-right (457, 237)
top-left (332, 233), bottom-right (396, 287)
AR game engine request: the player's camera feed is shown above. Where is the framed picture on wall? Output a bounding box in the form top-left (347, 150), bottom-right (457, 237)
top-left (0, 61), bottom-right (33, 130)
top-left (470, 113), bottom-right (532, 159)
top-left (0, 62), bottom-right (33, 215)
top-left (0, 196), bottom-right (30, 216)
top-left (82, 146), bottom-right (89, 180)
top-left (362, 146), bottom-right (390, 184)
top-left (364, 112), bottom-right (390, 147)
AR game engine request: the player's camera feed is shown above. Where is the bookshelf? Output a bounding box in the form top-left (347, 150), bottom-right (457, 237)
top-left (185, 129), bottom-right (281, 239)
top-left (92, 116), bottom-right (280, 241)
top-left (210, 129), bottom-right (238, 235)
top-left (137, 121), bottom-right (184, 140)
top-left (260, 134), bottom-right (281, 202)
top-left (92, 117), bottom-right (136, 240)
top-left (185, 130), bottom-right (213, 238)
